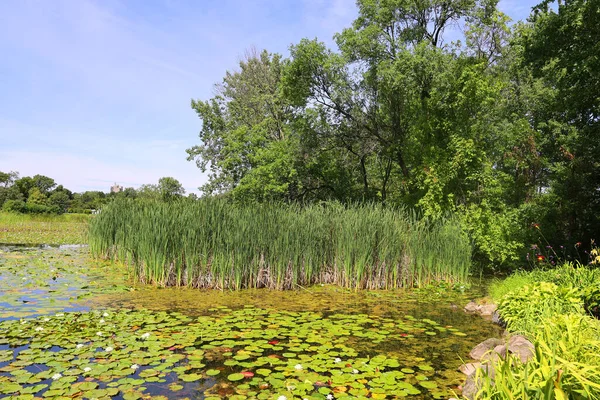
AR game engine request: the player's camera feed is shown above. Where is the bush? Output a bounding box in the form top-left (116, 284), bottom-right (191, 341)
top-left (24, 203), bottom-right (61, 214)
top-left (2, 200), bottom-right (26, 213)
top-left (497, 281), bottom-right (583, 334)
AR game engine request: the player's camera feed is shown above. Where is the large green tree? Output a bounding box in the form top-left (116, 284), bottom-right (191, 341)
top-left (520, 0), bottom-right (600, 246)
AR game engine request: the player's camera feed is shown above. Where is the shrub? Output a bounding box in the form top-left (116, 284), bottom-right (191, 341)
top-left (2, 200), bottom-right (26, 213)
top-left (497, 281), bottom-right (583, 334)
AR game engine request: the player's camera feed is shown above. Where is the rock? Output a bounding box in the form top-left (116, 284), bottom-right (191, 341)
top-left (469, 338), bottom-right (504, 360)
top-left (492, 310), bottom-right (505, 327)
top-left (507, 335), bottom-right (535, 363)
top-left (479, 303), bottom-right (497, 316)
top-left (493, 344), bottom-right (507, 359)
top-left (464, 301), bottom-right (480, 312)
top-left (461, 374), bottom-right (480, 400)
top-left (459, 362), bottom-right (480, 375)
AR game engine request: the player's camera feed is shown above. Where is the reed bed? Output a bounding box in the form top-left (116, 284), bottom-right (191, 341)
top-left (88, 199), bottom-right (471, 290)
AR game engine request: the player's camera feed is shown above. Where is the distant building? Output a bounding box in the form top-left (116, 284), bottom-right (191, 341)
top-left (110, 182), bottom-right (123, 193)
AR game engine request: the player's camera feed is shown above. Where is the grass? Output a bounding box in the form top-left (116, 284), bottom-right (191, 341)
top-left (89, 199), bottom-right (472, 290)
top-left (0, 212), bottom-right (90, 245)
top-left (474, 264), bottom-right (600, 399)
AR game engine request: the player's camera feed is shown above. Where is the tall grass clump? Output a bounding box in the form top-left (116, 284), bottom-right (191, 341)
top-left (473, 264), bottom-right (600, 399)
top-left (89, 199), bottom-right (471, 290)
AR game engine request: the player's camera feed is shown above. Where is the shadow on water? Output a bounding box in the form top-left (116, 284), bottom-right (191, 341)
top-left (0, 247), bottom-right (501, 399)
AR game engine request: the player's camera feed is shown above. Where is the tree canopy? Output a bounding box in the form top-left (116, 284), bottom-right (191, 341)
top-left (187, 0), bottom-right (600, 269)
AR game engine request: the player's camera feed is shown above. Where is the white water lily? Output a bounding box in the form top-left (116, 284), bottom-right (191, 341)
top-left (51, 373), bottom-right (62, 380)
top-left (76, 344), bottom-right (84, 349)
top-left (43, 318), bottom-right (50, 322)
top-left (334, 357), bottom-right (341, 363)
top-left (96, 332), bottom-right (103, 336)
top-left (84, 367), bottom-right (92, 372)
top-left (294, 364), bottom-right (303, 370)
top-left (35, 327), bottom-right (44, 332)
top-left (141, 332), bottom-right (150, 339)
top-left (102, 312), bottom-right (109, 317)
top-left (104, 346), bottom-right (113, 352)
top-left (352, 369), bottom-right (359, 374)
top-left (277, 396), bottom-right (287, 400)
top-left (130, 364), bottom-right (139, 370)
top-left (99, 319), bottom-right (105, 324)
top-left (327, 395), bottom-right (334, 400)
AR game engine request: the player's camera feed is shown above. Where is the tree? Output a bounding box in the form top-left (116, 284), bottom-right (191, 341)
top-left (32, 175), bottom-right (56, 194)
top-left (27, 187), bottom-right (48, 206)
top-left (158, 177), bottom-right (185, 201)
top-left (0, 171), bottom-right (18, 188)
top-left (187, 49), bottom-right (307, 202)
top-left (519, 0), bottom-right (600, 246)
top-left (48, 191), bottom-right (70, 213)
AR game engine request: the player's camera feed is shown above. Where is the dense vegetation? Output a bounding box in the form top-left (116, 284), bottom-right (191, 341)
top-left (479, 261), bottom-right (600, 398)
top-left (89, 199), bottom-right (471, 289)
top-left (186, 0), bottom-right (599, 270)
top-left (0, 171), bottom-right (187, 214)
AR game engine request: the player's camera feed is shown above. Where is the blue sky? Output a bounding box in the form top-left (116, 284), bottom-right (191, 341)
top-left (0, 0), bottom-right (539, 194)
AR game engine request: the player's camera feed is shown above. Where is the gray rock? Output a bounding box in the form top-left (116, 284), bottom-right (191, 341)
top-left (479, 303), bottom-right (497, 316)
top-left (492, 310), bottom-right (505, 326)
top-left (469, 338), bottom-right (504, 360)
top-left (461, 373), bottom-right (480, 400)
top-left (460, 361), bottom-right (497, 399)
top-left (493, 344), bottom-right (507, 359)
top-left (464, 301), bottom-right (480, 312)
top-left (459, 362), bottom-right (481, 375)
top-left (507, 335), bottom-right (535, 363)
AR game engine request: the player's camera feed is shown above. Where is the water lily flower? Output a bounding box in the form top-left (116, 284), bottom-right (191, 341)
top-left (76, 344), bottom-right (84, 349)
top-left (352, 369), bottom-right (359, 374)
top-left (277, 396), bottom-right (287, 400)
top-left (43, 318), bottom-right (50, 322)
top-left (35, 327), bottom-right (44, 332)
top-left (141, 332), bottom-right (150, 339)
top-left (327, 394), bottom-right (334, 400)
top-left (56, 313), bottom-right (64, 317)
top-left (105, 346), bottom-right (113, 352)
top-left (99, 319), bottom-right (105, 324)
top-left (334, 357), bottom-right (341, 363)
top-left (84, 367), bottom-right (92, 372)
top-left (102, 312), bottom-right (109, 317)
top-left (51, 373), bottom-right (62, 380)
top-left (294, 364), bottom-right (303, 370)
top-left (96, 332), bottom-right (103, 336)
top-left (130, 364), bottom-right (139, 370)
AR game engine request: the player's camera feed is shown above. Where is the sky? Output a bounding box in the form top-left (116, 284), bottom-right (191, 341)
top-left (0, 0), bottom-right (540, 194)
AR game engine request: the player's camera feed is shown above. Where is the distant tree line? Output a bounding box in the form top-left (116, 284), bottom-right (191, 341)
top-left (0, 172), bottom-right (188, 214)
top-left (186, 0), bottom-right (599, 269)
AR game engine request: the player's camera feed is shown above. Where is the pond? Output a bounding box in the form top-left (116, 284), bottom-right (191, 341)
top-left (0, 247), bottom-right (501, 399)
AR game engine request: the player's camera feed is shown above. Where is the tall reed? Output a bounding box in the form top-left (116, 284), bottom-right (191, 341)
top-left (89, 199), bottom-right (471, 289)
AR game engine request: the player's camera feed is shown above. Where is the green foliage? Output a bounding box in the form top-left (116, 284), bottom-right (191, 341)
top-left (89, 199), bottom-right (471, 290)
top-left (157, 177), bottom-right (185, 201)
top-left (2, 199), bottom-right (26, 213)
top-left (497, 282), bottom-right (583, 334)
top-left (475, 314), bottom-right (600, 399)
top-left (480, 264), bottom-right (600, 399)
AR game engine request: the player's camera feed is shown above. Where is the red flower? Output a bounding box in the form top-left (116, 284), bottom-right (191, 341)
top-left (536, 254), bottom-right (546, 262)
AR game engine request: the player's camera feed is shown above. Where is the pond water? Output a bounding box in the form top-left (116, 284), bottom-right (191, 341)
top-left (0, 247), bottom-right (501, 399)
